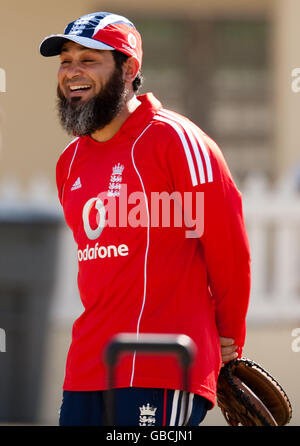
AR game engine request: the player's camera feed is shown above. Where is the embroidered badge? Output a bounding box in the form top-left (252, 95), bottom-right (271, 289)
top-left (107, 163), bottom-right (124, 197)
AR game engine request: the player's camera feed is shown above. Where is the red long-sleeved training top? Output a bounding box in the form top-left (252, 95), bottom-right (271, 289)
top-left (56, 93), bottom-right (251, 407)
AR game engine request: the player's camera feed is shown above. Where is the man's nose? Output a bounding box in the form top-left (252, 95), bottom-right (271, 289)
top-left (65, 62), bottom-right (84, 78)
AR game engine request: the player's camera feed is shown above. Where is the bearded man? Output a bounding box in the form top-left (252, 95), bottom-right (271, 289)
top-left (40, 12), bottom-right (251, 426)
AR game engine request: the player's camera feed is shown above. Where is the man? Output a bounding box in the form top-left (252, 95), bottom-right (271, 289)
top-left (40, 12), bottom-right (251, 426)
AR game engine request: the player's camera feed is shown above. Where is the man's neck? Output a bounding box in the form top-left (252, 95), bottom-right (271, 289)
top-left (90, 93), bottom-right (141, 143)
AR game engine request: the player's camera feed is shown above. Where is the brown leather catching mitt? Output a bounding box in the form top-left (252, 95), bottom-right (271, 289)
top-left (216, 358), bottom-right (292, 426)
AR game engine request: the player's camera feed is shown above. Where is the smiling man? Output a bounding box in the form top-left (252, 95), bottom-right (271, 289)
top-left (40, 12), bottom-right (251, 426)
top-left (56, 40), bottom-right (141, 140)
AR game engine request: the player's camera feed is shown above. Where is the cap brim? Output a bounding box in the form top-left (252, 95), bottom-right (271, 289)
top-left (40, 34), bottom-right (115, 57)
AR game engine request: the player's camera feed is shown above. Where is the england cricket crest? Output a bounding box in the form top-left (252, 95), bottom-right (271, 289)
top-left (107, 163), bottom-right (124, 197)
top-left (139, 403), bottom-right (157, 426)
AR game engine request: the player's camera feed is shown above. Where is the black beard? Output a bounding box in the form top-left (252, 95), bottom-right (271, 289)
top-left (57, 67), bottom-right (126, 137)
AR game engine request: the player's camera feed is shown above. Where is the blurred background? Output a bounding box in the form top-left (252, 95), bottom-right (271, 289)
top-left (0, 0), bottom-right (299, 426)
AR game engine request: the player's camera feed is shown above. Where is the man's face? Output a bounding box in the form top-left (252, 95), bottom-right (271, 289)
top-left (57, 41), bottom-right (126, 136)
top-left (58, 41), bottom-right (116, 103)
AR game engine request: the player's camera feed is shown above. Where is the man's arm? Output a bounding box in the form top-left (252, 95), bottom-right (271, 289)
top-left (161, 117), bottom-right (251, 355)
top-left (201, 174), bottom-right (251, 357)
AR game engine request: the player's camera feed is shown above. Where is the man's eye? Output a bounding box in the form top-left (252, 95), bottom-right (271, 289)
top-left (61, 60), bottom-right (71, 65)
top-left (83, 59), bottom-right (95, 63)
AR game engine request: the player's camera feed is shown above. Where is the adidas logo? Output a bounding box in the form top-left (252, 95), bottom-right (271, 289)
top-left (71, 177), bottom-right (82, 191)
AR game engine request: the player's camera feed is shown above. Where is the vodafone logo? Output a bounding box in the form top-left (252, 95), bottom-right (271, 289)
top-left (80, 196), bottom-right (129, 261)
top-left (128, 32), bottom-right (137, 49)
top-left (82, 197), bottom-right (106, 240)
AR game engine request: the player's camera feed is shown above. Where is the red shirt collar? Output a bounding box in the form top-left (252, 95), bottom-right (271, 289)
top-left (85, 93), bottom-right (162, 146)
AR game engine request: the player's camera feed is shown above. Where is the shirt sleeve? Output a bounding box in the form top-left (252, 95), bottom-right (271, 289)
top-left (164, 120), bottom-right (251, 357)
top-left (200, 164), bottom-right (251, 357)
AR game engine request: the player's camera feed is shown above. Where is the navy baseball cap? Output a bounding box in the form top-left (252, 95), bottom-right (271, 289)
top-left (40, 12), bottom-right (143, 69)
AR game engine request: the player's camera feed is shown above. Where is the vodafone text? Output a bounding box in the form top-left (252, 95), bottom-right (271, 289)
top-left (78, 243), bottom-right (128, 262)
top-left (82, 186), bottom-right (204, 240)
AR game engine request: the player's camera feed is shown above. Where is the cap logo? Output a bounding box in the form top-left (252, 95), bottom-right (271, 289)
top-left (69, 15), bottom-right (98, 36)
top-left (128, 33), bottom-right (137, 49)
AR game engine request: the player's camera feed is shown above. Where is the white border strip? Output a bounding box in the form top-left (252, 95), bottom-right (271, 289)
top-left (61, 138), bottom-right (80, 203)
top-left (159, 109), bottom-right (213, 183)
top-left (129, 123), bottom-right (153, 387)
top-left (61, 136), bottom-right (79, 155)
top-left (93, 13), bottom-right (133, 34)
top-left (157, 110), bottom-right (206, 184)
top-left (169, 390), bottom-right (180, 426)
top-left (189, 121), bottom-right (213, 183)
top-left (183, 393), bottom-right (194, 426)
top-left (66, 139), bottom-right (80, 181)
top-left (178, 391), bottom-right (187, 426)
top-left (153, 115), bottom-right (198, 187)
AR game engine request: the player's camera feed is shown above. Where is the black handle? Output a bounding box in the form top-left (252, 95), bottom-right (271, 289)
top-left (103, 333), bottom-right (196, 426)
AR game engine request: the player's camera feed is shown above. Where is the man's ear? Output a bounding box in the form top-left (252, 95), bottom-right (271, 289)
top-left (122, 57), bottom-right (140, 83)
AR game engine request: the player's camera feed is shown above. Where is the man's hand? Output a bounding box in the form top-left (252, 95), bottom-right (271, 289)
top-left (220, 337), bottom-right (238, 365)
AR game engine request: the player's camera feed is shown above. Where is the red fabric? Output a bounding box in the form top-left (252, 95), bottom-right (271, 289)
top-left (56, 93), bottom-right (251, 408)
top-left (93, 24), bottom-right (143, 69)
